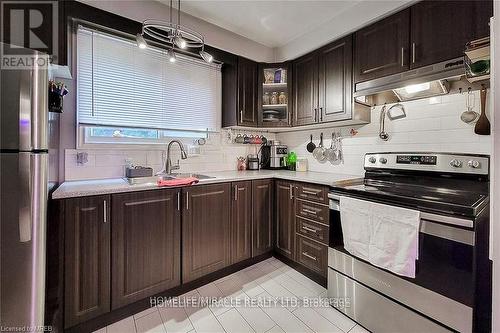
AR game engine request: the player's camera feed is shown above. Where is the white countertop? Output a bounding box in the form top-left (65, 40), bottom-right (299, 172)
top-left (52, 170), bottom-right (362, 199)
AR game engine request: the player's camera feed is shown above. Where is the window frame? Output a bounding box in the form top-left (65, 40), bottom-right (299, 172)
top-left (73, 22), bottom-right (222, 149)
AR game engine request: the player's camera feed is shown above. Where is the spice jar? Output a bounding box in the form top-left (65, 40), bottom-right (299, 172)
top-left (270, 92), bottom-right (278, 105)
top-left (263, 92), bottom-right (270, 105)
top-left (278, 92), bottom-right (287, 104)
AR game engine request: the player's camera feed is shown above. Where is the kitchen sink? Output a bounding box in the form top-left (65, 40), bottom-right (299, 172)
top-left (125, 173), bottom-right (215, 185)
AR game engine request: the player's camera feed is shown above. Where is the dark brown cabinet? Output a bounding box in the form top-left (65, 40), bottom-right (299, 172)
top-left (111, 189), bottom-right (181, 309)
top-left (318, 36), bottom-right (353, 123)
top-left (354, 9), bottom-right (410, 83)
top-left (64, 195), bottom-right (110, 328)
top-left (252, 179), bottom-right (274, 256)
top-left (410, 1), bottom-right (493, 69)
top-left (293, 53), bottom-right (318, 126)
top-left (293, 35), bottom-right (353, 126)
top-left (238, 57), bottom-right (259, 126)
top-left (182, 183), bottom-right (231, 283)
top-left (230, 181), bottom-right (253, 264)
top-left (275, 180), bottom-right (295, 259)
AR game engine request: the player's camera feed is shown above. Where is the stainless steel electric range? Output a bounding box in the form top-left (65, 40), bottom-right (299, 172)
top-left (327, 152), bottom-right (491, 333)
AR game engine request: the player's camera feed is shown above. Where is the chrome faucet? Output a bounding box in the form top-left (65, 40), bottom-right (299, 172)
top-left (163, 140), bottom-right (188, 174)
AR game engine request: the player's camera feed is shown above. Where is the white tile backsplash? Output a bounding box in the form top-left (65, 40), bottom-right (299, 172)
top-left (64, 130), bottom-right (275, 181)
top-left (64, 92), bottom-right (492, 181)
top-left (276, 91), bottom-right (492, 177)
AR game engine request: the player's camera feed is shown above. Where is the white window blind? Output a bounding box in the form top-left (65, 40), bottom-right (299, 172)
top-left (77, 27), bottom-right (222, 132)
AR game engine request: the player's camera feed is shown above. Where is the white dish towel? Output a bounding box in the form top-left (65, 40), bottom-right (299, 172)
top-left (340, 196), bottom-right (421, 278)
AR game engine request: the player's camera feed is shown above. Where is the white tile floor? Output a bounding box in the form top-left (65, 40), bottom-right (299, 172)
top-left (94, 257), bottom-right (370, 333)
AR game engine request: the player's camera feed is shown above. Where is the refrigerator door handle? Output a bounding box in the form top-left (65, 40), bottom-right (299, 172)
top-left (19, 153), bottom-right (32, 242)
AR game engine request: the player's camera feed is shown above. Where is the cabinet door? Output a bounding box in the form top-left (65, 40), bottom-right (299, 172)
top-left (318, 35), bottom-right (353, 123)
top-left (238, 57), bottom-right (258, 126)
top-left (411, 1), bottom-right (493, 69)
top-left (293, 53), bottom-right (318, 126)
top-left (231, 181), bottom-right (252, 264)
top-left (252, 179), bottom-right (274, 256)
top-left (183, 184), bottom-right (231, 283)
top-left (275, 180), bottom-right (295, 259)
top-left (354, 9), bottom-right (410, 83)
top-left (64, 195), bottom-right (110, 328)
top-left (111, 189), bottom-right (181, 309)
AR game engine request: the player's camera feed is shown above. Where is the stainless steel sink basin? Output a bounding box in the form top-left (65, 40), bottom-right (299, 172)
top-left (125, 173), bottom-right (215, 185)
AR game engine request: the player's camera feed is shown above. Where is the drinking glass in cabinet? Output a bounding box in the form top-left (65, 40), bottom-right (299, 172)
top-left (263, 92), bottom-right (270, 105)
top-left (270, 92), bottom-right (278, 105)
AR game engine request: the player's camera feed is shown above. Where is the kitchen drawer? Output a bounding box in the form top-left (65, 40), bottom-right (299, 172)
top-left (296, 235), bottom-right (328, 277)
top-left (295, 183), bottom-right (328, 204)
top-left (296, 199), bottom-right (329, 223)
top-left (296, 217), bottom-right (329, 245)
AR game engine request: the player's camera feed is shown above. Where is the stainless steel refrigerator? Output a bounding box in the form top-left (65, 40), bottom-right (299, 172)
top-left (1, 46), bottom-right (49, 329)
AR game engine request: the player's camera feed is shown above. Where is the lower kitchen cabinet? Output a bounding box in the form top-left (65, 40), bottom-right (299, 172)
top-left (182, 183), bottom-right (231, 283)
top-left (111, 189), bottom-right (181, 309)
top-left (275, 180), bottom-right (295, 259)
top-left (231, 181), bottom-right (253, 264)
top-left (296, 234), bottom-right (328, 277)
top-left (252, 179), bottom-right (274, 256)
top-left (64, 195), bottom-right (110, 328)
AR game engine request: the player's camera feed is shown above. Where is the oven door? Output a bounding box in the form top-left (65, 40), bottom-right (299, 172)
top-left (328, 193), bottom-right (475, 333)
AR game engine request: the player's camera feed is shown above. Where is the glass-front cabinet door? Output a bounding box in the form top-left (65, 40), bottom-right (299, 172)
top-left (258, 63), bottom-right (292, 127)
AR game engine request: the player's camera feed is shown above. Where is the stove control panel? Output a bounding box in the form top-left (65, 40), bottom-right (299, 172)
top-left (364, 153), bottom-right (489, 175)
top-left (396, 155), bottom-right (437, 165)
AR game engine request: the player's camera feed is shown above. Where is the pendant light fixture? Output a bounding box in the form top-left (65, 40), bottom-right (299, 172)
top-left (136, 0), bottom-right (213, 63)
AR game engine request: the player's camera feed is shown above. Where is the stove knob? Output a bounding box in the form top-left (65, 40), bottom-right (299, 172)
top-left (368, 157), bottom-right (376, 163)
top-left (379, 157), bottom-right (388, 164)
top-left (468, 160), bottom-right (481, 169)
top-left (449, 159), bottom-right (462, 168)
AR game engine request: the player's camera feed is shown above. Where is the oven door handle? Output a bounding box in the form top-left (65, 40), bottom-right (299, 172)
top-left (328, 193), bottom-right (340, 211)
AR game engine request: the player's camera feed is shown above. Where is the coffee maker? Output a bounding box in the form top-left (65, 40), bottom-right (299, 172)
top-left (260, 141), bottom-right (288, 169)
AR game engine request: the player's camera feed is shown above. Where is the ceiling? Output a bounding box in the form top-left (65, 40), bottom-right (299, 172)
top-left (163, 0), bottom-right (364, 48)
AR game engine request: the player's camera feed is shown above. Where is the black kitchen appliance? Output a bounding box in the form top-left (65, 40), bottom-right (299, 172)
top-left (327, 152), bottom-right (491, 333)
top-left (260, 141), bottom-right (288, 169)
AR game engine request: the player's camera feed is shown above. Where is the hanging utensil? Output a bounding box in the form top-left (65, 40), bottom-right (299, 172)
top-left (474, 87), bottom-right (490, 135)
top-left (324, 133), bottom-right (337, 162)
top-left (313, 132), bottom-right (326, 161)
top-left (306, 134), bottom-right (316, 153)
top-left (460, 88), bottom-right (479, 124)
top-left (337, 132), bottom-right (344, 163)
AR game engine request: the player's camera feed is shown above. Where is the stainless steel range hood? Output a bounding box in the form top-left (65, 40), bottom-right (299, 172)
top-left (354, 57), bottom-right (465, 103)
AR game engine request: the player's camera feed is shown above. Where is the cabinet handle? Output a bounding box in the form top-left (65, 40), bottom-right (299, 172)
top-left (289, 184), bottom-right (293, 200)
top-left (302, 252), bottom-right (317, 261)
top-left (319, 107), bottom-right (323, 122)
top-left (302, 226), bottom-right (317, 233)
top-left (302, 208), bottom-right (317, 215)
top-left (177, 191), bottom-right (181, 211)
top-left (401, 47), bottom-right (405, 67)
top-left (234, 185), bottom-right (238, 201)
top-left (412, 43), bottom-right (416, 64)
top-left (186, 192), bottom-right (189, 210)
top-left (103, 200), bottom-right (107, 223)
top-left (301, 190), bottom-right (318, 195)
top-left (240, 110), bottom-right (243, 123)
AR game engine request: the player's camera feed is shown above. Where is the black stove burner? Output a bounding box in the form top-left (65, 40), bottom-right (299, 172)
top-left (332, 173), bottom-right (489, 218)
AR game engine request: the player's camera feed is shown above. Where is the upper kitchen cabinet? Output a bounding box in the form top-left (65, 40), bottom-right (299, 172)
top-left (111, 189), bottom-right (181, 309)
top-left (238, 57), bottom-right (259, 126)
top-left (354, 9), bottom-right (410, 83)
top-left (318, 35), bottom-right (353, 123)
top-left (259, 63), bottom-right (292, 127)
top-left (410, 0), bottom-right (493, 69)
top-left (222, 55), bottom-right (258, 127)
top-left (293, 53), bottom-right (318, 126)
top-left (182, 184), bottom-right (231, 283)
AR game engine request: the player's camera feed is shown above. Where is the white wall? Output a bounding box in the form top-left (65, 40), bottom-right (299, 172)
top-left (78, 0), bottom-right (275, 62)
top-left (277, 92), bottom-right (492, 177)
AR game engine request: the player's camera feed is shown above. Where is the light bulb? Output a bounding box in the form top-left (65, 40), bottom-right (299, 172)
top-left (136, 33), bottom-right (147, 49)
top-left (168, 49), bottom-right (176, 63)
top-left (199, 50), bottom-right (213, 63)
top-left (174, 36), bottom-right (187, 49)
